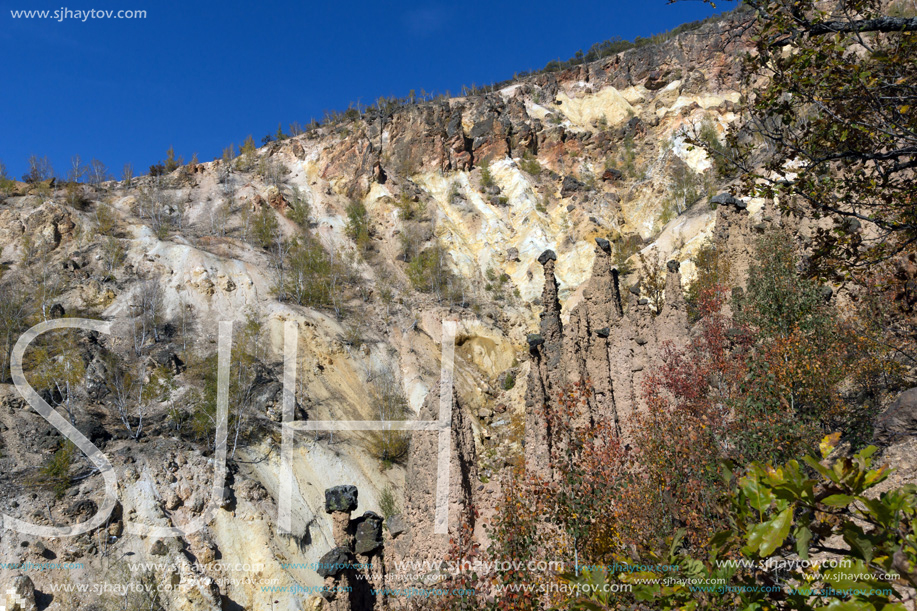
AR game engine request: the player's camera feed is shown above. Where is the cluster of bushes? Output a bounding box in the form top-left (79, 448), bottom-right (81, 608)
top-left (394, 192), bottom-right (426, 221)
top-left (0, 160), bottom-right (15, 195)
top-left (684, 240), bottom-right (731, 321)
top-left (255, 157), bottom-right (289, 186)
top-left (610, 233), bottom-right (643, 275)
top-left (40, 440), bottom-right (77, 498)
top-left (693, 119), bottom-right (739, 180)
top-left (484, 266), bottom-right (514, 300)
top-left (479, 159), bottom-right (496, 188)
top-left (135, 182), bottom-right (182, 239)
top-left (518, 152), bottom-right (542, 176)
top-left (406, 243), bottom-right (468, 305)
top-left (251, 204), bottom-right (279, 249)
top-left (379, 486), bottom-right (400, 519)
top-left (345, 200), bottom-right (371, 251)
top-left (540, 9), bottom-right (738, 75)
top-left (636, 250), bottom-right (667, 312)
top-left (148, 146), bottom-right (183, 177)
top-left (281, 235), bottom-right (355, 312)
top-left (286, 186), bottom-right (311, 227)
top-left (259, 122), bottom-right (291, 146)
top-left (659, 160), bottom-right (715, 225)
top-left (0, 6), bottom-right (738, 194)
top-left (13, 0), bottom-right (730, 186)
top-left (365, 370), bottom-right (411, 468)
top-left (184, 313), bottom-right (262, 451)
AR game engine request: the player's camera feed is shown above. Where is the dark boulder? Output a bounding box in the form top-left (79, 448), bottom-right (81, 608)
top-left (316, 547), bottom-right (357, 579)
top-left (711, 193), bottom-right (747, 209)
top-left (623, 116), bottom-right (645, 139)
top-left (560, 175), bottom-right (587, 198)
top-left (526, 334), bottom-right (545, 349)
top-left (386, 514), bottom-right (408, 538)
top-left (353, 511), bottom-right (384, 555)
top-left (874, 388), bottom-right (917, 444)
top-left (537, 250), bottom-right (557, 265)
top-left (325, 485), bottom-right (359, 514)
top-left (601, 168), bottom-right (623, 182)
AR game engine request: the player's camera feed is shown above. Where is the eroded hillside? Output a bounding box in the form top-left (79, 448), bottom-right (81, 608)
top-left (0, 11), bottom-right (827, 610)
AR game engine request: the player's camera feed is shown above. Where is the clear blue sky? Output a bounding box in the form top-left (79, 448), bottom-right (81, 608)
top-left (1, 0), bottom-right (722, 180)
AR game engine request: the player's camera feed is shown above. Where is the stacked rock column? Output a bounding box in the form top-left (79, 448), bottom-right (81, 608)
top-left (315, 485), bottom-right (386, 611)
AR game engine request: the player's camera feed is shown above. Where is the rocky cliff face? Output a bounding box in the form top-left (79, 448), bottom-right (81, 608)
top-left (0, 10), bottom-right (809, 611)
top-left (524, 198), bottom-right (761, 476)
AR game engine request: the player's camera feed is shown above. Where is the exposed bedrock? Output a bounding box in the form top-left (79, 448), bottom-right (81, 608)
top-left (525, 202), bottom-right (754, 475)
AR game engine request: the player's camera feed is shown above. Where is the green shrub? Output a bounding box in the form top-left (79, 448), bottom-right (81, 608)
top-left (502, 371), bottom-right (516, 391)
top-left (637, 251), bottom-right (666, 313)
top-left (394, 192), bottom-right (426, 221)
top-left (696, 119), bottom-right (735, 179)
top-left (187, 314), bottom-right (262, 446)
top-left (588, 437), bottom-right (917, 611)
top-left (42, 440), bottom-right (76, 498)
top-left (283, 238), bottom-right (334, 307)
top-left (252, 205), bottom-right (279, 249)
top-left (479, 160), bottom-right (496, 188)
top-left (366, 372), bottom-right (411, 468)
top-left (101, 236), bottom-right (126, 277)
top-left (519, 152), bottom-right (542, 176)
top-left (448, 181), bottom-right (463, 205)
top-left (406, 245), bottom-right (448, 293)
top-left (287, 186), bottom-right (311, 227)
top-left (735, 230), bottom-right (829, 337)
top-left (345, 200), bottom-right (371, 251)
top-left (163, 146), bottom-right (182, 172)
top-left (367, 431), bottom-right (410, 469)
top-left (405, 243), bottom-right (468, 305)
top-left (685, 241), bottom-right (731, 321)
top-left (235, 135), bottom-right (257, 172)
top-left (611, 234), bottom-right (642, 276)
top-left (379, 486), bottom-right (399, 519)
